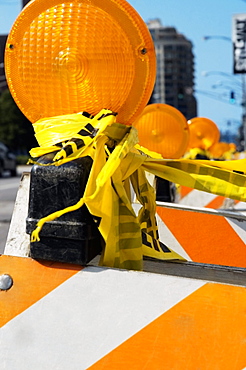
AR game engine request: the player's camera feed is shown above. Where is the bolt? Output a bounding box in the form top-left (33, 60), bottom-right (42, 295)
top-left (0, 274), bottom-right (13, 291)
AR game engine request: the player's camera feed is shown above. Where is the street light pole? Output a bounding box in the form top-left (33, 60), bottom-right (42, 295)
top-left (203, 35), bottom-right (246, 150)
top-left (203, 35), bottom-right (232, 42)
top-left (202, 71), bottom-right (242, 89)
top-left (241, 74), bottom-right (246, 150)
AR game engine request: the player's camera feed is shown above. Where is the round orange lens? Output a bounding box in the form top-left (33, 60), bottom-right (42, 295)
top-left (5, 0), bottom-right (156, 125)
top-left (229, 143), bottom-right (236, 151)
top-left (208, 142), bottom-right (231, 158)
top-left (187, 117), bottom-right (220, 150)
top-left (133, 104), bottom-right (190, 159)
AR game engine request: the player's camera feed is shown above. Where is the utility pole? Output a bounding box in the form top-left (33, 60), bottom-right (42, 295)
top-left (242, 75), bottom-right (246, 150)
top-left (232, 14), bottom-right (246, 150)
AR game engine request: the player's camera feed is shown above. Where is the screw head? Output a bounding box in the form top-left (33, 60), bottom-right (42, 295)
top-left (0, 274), bottom-right (13, 291)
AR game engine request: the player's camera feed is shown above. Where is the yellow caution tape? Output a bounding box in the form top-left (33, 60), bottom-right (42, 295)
top-left (29, 109), bottom-right (246, 270)
top-left (183, 148), bottom-right (210, 159)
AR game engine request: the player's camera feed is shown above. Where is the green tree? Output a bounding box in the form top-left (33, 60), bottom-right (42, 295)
top-left (0, 88), bottom-right (37, 153)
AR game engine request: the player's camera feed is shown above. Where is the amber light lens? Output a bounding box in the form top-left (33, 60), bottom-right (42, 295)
top-left (208, 142), bottom-right (231, 158)
top-left (133, 104), bottom-right (190, 159)
top-left (187, 117), bottom-right (220, 150)
top-left (5, 0), bottom-right (156, 125)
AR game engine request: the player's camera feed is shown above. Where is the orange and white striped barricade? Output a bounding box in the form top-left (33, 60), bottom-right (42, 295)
top-left (1, 254), bottom-right (246, 369)
top-left (177, 184), bottom-right (246, 210)
top-left (144, 174), bottom-right (245, 211)
top-left (2, 172), bottom-right (246, 369)
top-left (155, 201), bottom-right (246, 268)
top-left (6, 173), bottom-right (246, 269)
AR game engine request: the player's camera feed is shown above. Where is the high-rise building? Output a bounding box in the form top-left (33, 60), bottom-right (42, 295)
top-left (0, 1), bottom-right (30, 93)
top-left (22, 0), bottom-right (30, 7)
top-left (147, 19), bottom-right (197, 120)
top-left (0, 35), bottom-right (7, 92)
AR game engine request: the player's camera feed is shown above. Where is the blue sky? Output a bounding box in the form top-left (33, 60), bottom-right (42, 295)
top-left (127, 0), bottom-right (246, 136)
top-left (1, 0), bottom-right (246, 136)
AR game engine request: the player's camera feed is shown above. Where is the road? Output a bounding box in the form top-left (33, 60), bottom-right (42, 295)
top-left (0, 166), bottom-right (31, 254)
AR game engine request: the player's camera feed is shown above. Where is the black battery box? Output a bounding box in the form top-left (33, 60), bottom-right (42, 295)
top-left (26, 155), bottom-right (103, 265)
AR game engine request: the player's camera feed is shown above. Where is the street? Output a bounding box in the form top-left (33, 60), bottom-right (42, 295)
top-left (0, 166), bottom-right (31, 253)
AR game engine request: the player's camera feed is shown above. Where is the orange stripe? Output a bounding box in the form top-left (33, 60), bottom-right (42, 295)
top-left (89, 283), bottom-right (246, 369)
top-left (205, 196), bottom-right (240, 209)
top-left (156, 207), bottom-right (246, 267)
top-left (179, 185), bottom-right (193, 198)
top-left (0, 255), bottom-right (82, 327)
top-left (205, 195), bottom-right (227, 209)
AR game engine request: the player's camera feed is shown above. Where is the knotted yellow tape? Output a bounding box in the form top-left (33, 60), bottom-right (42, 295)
top-left (29, 109), bottom-right (246, 270)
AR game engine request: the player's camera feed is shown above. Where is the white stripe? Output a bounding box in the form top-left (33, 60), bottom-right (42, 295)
top-left (1, 266), bottom-right (206, 370)
top-left (179, 189), bottom-right (217, 207)
top-left (234, 202), bottom-right (246, 215)
top-left (226, 217), bottom-right (246, 243)
top-left (156, 213), bottom-right (192, 260)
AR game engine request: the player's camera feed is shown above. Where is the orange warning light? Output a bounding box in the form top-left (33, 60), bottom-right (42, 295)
top-left (5, 0), bottom-right (156, 125)
top-left (229, 143), bottom-right (237, 151)
top-left (208, 142), bottom-right (234, 159)
top-left (133, 104), bottom-right (190, 159)
top-left (187, 117), bottom-right (220, 150)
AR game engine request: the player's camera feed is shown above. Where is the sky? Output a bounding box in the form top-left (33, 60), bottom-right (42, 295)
top-left (0, 0), bottom-right (246, 137)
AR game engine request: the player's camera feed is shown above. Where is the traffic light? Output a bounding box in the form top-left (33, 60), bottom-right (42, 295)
top-left (178, 87), bottom-right (184, 99)
top-left (230, 91), bottom-right (236, 104)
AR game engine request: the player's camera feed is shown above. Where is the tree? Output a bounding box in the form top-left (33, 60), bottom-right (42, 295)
top-left (0, 88), bottom-right (38, 153)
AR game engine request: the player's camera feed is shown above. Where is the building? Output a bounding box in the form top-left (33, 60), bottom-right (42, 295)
top-left (22, 0), bottom-right (30, 6)
top-left (0, 35), bottom-right (7, 92)
top-left (147, 19), bottom-right (197, 120)
top-left (0, 1), bottom-right (30, 93)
